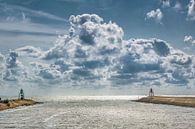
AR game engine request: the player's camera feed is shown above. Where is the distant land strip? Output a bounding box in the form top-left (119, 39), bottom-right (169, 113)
top-left (134, 96), bottom-right (195, 108)
top-left (0, 99), bottom-right (41, 111)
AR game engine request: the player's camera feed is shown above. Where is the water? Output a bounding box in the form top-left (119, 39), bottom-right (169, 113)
top-left (0, 96), bottom-right (195, 129)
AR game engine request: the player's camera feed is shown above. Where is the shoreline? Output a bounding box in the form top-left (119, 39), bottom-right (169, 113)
top-left (134, 96), bottom-right (195, 108)
top-left (0, 99), bottom-right (40, 111)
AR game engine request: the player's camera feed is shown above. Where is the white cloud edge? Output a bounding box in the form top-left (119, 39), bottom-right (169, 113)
top-left (184, 35), bottom-right (195, 44)
top-left (146, 9), bottom-right (163, 24)
top-left (187, 0), bottom-right (195, 21)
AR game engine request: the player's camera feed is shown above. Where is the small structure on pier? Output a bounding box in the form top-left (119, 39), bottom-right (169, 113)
top-left (19, 89), bottom-right (24, 100)
top-left (149, 88), bottom-right (154, 97)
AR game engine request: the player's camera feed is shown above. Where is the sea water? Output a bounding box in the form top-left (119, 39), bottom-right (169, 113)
top-left (0, 96), bottom-right (195, 129)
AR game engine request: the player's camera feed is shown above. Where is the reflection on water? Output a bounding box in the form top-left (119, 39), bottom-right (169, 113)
top-left (0, 96), bottom-right (195, 129)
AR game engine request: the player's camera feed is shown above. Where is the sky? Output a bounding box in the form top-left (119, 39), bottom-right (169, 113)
top-left (0, 0), bottom-right (195, 96)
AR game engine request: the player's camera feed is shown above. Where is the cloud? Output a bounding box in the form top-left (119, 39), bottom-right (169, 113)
top-left (30, 62), bottom-right (62, 80)
top-left (161, 0), bottom-right (170, 8)
top-left (0, 3), bottom-right (67, 23)
top-left (184, 35), bottom-right (195, 44)
top-left (0, 53), bottom-right (4, 62)
top-left (187, 0), bottom-right (195, 20)
top-left (16, 46), bottom-right (42, 58)
top-left (117, 38), bottom-right (194, 85)
top-left (160, 0), bottom-right (183, 12)
top-left (43, 14), bottom-right (124, 59)
top-left (0, 14), bottom-right (195, 91)
top-left (2, 50), bottom-right (26, 81)
top-left (173, 1), bottom-right (182, 11)
top-left (146, 9), bottom-right (163, 23)
top-left (0, 53), bottom-right (5, 73)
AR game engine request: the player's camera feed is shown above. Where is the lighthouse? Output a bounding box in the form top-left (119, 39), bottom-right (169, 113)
top-left (19, 89), bottom-right (24, 100)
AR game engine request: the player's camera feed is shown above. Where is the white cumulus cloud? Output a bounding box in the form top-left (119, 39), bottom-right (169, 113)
top-left (146, 9), bottom-right (163, 23)
top-left (184, 35), bottom-right (195, 44)
top-left (2, 51), bottom-right (26, 81)
top-left (173, 1), bottom-right (182, 11)
top-left (161, 0), bottom-right (170, 8)
top-left (16, 46), bottom-right (42, 58)
top-left (187, 0), bottom-right (195, 20)
top-left (0, 53), bottom-right (5, 74)
top-left (0, 14), bottom-right (195, 90)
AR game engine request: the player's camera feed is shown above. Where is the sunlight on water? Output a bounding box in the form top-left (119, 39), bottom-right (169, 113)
top-left (36, 95), bottom-right (144, 101)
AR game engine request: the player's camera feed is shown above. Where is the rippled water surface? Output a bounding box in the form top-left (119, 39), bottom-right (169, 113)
top-left (0, 96), bottom-right (195, 129)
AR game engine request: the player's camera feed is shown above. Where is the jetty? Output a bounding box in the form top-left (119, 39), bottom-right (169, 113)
top-left (135, 96), bottom-right (195, 108)
top-left (0, 89), bottom-right (40, 111)
top-left (0, 99), bottom-right (38, 111)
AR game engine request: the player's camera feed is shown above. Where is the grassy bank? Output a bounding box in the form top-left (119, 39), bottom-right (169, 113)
top-left (135, 96), bottom-right (195, 108)
top-left (0, 99), bottom-right (39, 111)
